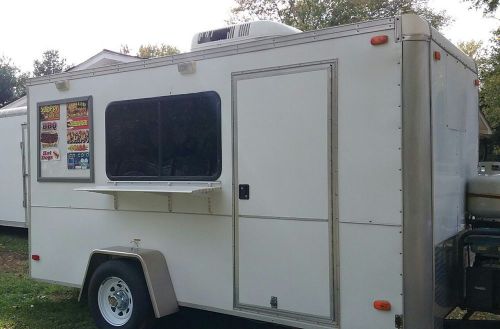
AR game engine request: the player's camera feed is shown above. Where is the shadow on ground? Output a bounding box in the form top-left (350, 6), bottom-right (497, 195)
top-left (155, 307), bottom-right (289, 329)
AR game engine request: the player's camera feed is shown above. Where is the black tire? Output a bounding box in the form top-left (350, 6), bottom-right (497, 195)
top-left (88, 259), bottom-right (154, 329)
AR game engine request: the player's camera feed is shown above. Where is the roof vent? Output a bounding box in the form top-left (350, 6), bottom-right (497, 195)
top-left (191, 21), bottom-right (301, 51)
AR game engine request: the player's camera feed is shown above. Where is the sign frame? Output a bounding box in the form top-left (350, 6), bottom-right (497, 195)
top-left (37, 96), bottom-right (94, 182)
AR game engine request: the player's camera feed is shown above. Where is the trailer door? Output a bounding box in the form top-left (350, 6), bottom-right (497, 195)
top-left (233, 62), bottom-right (335, 322)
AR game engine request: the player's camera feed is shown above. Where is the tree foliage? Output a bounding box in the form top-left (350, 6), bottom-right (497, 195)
top-left (458, 40), bottom-right (488, 73)
top-left (481, 28), bottom-right (500, 128)
top-left (229, 0), bottom-right (451, 31)
top-left (120, 44), bottom-right (131, 55)
top-left (33, 50), bottom-right (68, 77)
top-left (0, 57), bottom-right (27, 107)
top-left (461, 30), bottom-right (500, 159)
top-left (137, 44), bottom-right (180, 59)
top-left (463, 0), bottom-right (499, 14)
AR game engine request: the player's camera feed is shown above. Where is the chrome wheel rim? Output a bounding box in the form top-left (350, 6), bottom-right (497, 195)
top-left (98, 276), bottom-right (133, 326)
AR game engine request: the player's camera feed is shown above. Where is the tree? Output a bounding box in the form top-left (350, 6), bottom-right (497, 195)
top-left (0, 57), bottom-right (28, 107)
top-left (463, 0), bottom-right (499, 14)
top-left (14, 72), bottom-right (30, 100)
top-left (458, 40), bottom-right (488, 73)
top-left (229, 0), bottom-right (451, 31)
top-left (481, 28), bottom-right (500, 127)
top-left (463, 29), bottom-right (500, 159)
top-left (137, 44), bottom-right (180, 58)
top-left (120, 44), bottom-right (131, 55)
top-left (33, 50), bottom-right (68, 77)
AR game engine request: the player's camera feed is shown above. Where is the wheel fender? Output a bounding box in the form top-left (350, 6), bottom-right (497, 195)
top-left (79, 246), bottom-right (178, 318)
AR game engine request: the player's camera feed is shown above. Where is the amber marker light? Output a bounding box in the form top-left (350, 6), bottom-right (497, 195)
top-left (373, 300), bottom-right (391, 311)
top-left (434, 51), bottom-right (441, 61)
top-left (371, 35), bottom-right (389, 46)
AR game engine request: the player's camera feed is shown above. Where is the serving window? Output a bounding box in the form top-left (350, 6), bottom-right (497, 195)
top-left (105, 91), bottom-right (221, 181)
top-left (37, 96), bottom-right (94, 182)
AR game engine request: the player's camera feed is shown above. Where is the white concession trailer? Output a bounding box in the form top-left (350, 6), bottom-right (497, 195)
top-left (26, 15), bottom-right (480, 329)
top-left (0, 106), bottom-right (28, 227)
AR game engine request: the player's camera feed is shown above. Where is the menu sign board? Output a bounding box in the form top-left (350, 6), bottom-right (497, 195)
top-left (38, 97), bottom-right (93, 182)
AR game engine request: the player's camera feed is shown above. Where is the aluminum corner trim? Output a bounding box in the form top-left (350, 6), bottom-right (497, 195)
top-left (402, 40), bottom-right (434, 329)
top-left (401, 14), bottom-right (431, 39)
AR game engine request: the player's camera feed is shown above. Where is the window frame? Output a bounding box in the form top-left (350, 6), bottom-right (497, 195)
top-left (105, 91), bottom-right (222, 182)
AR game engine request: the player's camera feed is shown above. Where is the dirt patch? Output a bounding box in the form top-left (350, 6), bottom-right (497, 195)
top-left (0, 250), bottom-right (28, 273)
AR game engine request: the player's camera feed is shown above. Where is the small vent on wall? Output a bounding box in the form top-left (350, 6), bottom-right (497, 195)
top-left (198, 26), bottom-right (236, 45)
top-left (238, 23), bottom-right (251, 37)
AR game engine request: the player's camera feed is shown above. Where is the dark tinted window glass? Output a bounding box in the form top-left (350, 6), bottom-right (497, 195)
top-left (106, 100), bottom-right (159, 178)
top-left (105, 92), bottom-right (221, 181)
top-left (160, 94), bottom-right (220, 178)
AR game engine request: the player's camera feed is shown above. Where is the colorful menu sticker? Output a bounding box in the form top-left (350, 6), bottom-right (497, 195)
top-left (67, 101), bottom-right (88, 119)
top-left (67, 129), bottom-right (89, 144)
top-left (67, 152), bottom-right (90, 170)
top-left (67, 101), bottom-right (90, 162)
top-left (40, 121), bottom-right (59, 149)
top-left (40, 148), bottom-right (61, 161)
top-left (67, 117), bottom-right (89, 130)
top-left (67, 144), bottom-right (89, 152)
top-left (40, 105), bottom-right (60, 121)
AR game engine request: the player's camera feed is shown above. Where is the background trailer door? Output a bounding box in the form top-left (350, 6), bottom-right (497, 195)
top-left (232, 62), bottom-right (336, 323)
top-left (0, 109), bottom-right (28, 227)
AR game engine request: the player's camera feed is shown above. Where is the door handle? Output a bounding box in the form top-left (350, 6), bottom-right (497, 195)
top-left (239, 184), bottom-right (250, 200)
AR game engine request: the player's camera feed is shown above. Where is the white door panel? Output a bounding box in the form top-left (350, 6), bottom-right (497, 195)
top-left (235, 68), bottom-right (330, 220)
top-left (234, 63), bottom-right (334, 321)
top-left (238, 218), bottom-right (331, 317)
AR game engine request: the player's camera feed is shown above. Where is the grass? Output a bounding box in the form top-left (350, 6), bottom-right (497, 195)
top-left (0, 229), bottom-right (28, 254)
top-left (0, 227), bottom-right (95, 329)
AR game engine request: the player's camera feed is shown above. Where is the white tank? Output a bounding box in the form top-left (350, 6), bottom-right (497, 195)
top-left (468, 175), bottom-right (500, 218)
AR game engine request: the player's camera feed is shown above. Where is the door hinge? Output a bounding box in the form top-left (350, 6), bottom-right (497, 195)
top-left (395, 314), bottom-right (403, 328)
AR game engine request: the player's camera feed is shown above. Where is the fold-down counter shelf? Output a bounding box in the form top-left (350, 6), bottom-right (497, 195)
top-left (75, 181), bottom-right (221, 195)
top-left (75, 181), bottom-right (222, 210)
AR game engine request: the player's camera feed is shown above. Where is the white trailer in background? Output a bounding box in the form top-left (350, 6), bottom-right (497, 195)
top-left (0, 107), bottom-right (28, 227)
top-left (26, 14), bottom-right (480, 329)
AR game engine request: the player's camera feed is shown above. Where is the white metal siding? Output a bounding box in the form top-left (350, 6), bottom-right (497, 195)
top-left (30, 207), bottom-right (234, 310)
top-left (339, 223), bottom-right (403, 329)
top-left (431, 41), bottom-right (479, 244)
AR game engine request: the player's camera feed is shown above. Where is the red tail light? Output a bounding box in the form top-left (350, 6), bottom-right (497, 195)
top-left (371, 35), bottom-right (389, 46)
top-left (374, 300), bottom-right (391, 311)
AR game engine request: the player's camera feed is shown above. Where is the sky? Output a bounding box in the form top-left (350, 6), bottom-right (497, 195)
top-left (0, 0), bottom-right (498, 73)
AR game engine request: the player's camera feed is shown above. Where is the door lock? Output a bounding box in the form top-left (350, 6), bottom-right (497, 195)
top-left (239, 184), bottom-right (249, 200)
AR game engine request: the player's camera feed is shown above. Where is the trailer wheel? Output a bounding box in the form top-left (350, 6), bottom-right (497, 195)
top-left (88, 260), bottom-right (153, 329)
